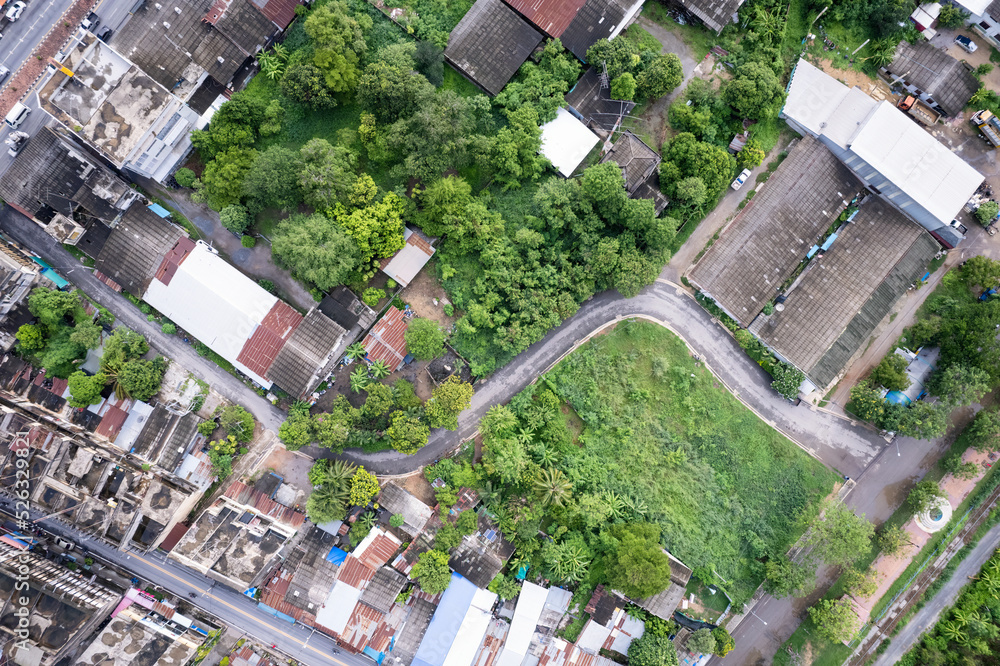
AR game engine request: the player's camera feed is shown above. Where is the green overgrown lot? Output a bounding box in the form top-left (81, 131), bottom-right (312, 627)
top-left (546, 319), bottom-right (838, 604)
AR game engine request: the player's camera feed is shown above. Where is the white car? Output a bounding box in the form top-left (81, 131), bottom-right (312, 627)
top-left (731, 168), bottom-right (752, 191)
top-left (955, 35), bottom-right (978, 53)
top-left (5, 2), bottom-right (25, 21)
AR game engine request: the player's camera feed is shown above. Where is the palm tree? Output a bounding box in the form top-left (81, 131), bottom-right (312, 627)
top-left (325, 459), bottom-right (356, 489)
top-left (346, 342), bottom-right (367, 361)
top-left (533, 444), bottom-right (557, 467)
top-left (350, 366), bottom-right (370, 393)
top-left (550, 543), bottom-right (589, 583)
top-left (533, 468), bottom-right (572, 507)
top-left (953, 608), bottom-right (979, 628)
top-left (516, 428), bottom-right (534, 446)
top-left (602, 490), bottom-right (626, 520)
top-left (370, 359), bottom-right (391, 379)
top-left (939, 620), bottom-right (965, 643)
top-left (479, 481), bottom-right (502, 508)
top-left (355, 511), bottom-right (376, 535)
top-left (622, 494), bottom-right (648, 517)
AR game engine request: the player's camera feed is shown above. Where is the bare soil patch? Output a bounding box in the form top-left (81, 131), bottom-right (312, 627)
top-left (400, 261), bottom-right (457, 330)
top-left (399, 472), bottom-right (436, 505)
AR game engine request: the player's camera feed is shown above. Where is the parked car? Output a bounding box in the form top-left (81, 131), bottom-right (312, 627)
top-left (81, 12), bottom-right (99, 31)
top-left (97, 26), bottom-right (113, 41)
top-left (956, 35), bottom-right (978, 53)
top-left (731, 168), bottom-right (752, 191)
top-left (0, 65), bottom-right (9, 83)
top-left (4, 2), bottom-right (25, 22)
top-left (948, 219), bottom-right (968, 237)
top-left (54, 537), bottom-right (75, 551)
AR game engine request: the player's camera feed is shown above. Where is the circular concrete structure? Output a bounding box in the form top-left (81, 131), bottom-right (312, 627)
top-left (916, 497), bottom-right (952, 533)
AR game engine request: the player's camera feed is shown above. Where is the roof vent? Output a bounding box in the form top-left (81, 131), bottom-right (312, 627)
top-left (163, 21), bottom-right (171, 28)
top-left (293, 590), bottom-right (299, 596)
top-left (174, 6), bottom-right (181, 12)
top-left (154, 2), bottom-right (162, 8)
top-left (217, 56), bottom-right (225, 64)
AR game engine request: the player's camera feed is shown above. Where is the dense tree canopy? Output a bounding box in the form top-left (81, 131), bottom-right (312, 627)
top-left (271, 213), bottom-right (360, 290)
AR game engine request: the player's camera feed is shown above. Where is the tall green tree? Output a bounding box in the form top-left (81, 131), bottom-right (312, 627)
top-left (722, 61), bottom-right (786, 119)
top-left (242, 145), bottom-right (303, 214)
top-left (869, 353), bottom-right (910, 391)
top-left (930, 364), bottom-right (991, 408)
top-left (627, 634), bottom-right (679, 666)
top-left (425, 376), bottom-right (474, 430)
top-left (907, 480), bottom-right (947, 514)
top-left (199, 147), bottom-right (257, 211)
top-left (303, 0), bottom-right (372, 92)
top-left (219, 405), bottom-right (255, 442)
top-left (600, 522), bottom-right (674, 598)
top-left (404, 318), bottom-right (446, 360)
top-left (808, 597), bottom-right (859, 643)
top-left (805, 500), bottom-right (875, 567)
top-left (637, 54), bottom-right (683, 100)
top-left (271, 213), bottom-right (359, 290)
top-left (764, 553), bottom-right (815, 598)
top-left (67, 371), bottom-right (106, 408)
top-left (387, 411), bottom-right (430, 454)
top-left (28, 287), bottom-right (81, 327)
top-left (533, 467), bottom-right (572, 507)
top-left (116, 357), bottom-right (166, 401)
top-left (411, 549), bottom-right (452, 594)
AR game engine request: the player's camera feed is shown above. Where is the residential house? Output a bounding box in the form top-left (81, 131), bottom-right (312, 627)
top-left (76, 587), bottom-right (218, 666)
top-left (670, 0), bottom-right (746, 33)
top-left (318, 286), bottom-right (377, 334)
top-left (107, 0), bottom-right (281, 108)
top-left (540, 107), bottom-right (601, 177)
top-left (38, 32), bottom-right (204, 184)
top-left (448, 507), bottom-right (516, 589)
top-left (378, 482), bottom-right (434, 538)
top-left (0, 236), bottom-right (39, 352)
top-left (565, 66), bottom-right (637, 133)
top-left (380, 227), bottom-right (436, 288)
top-left (599, 131), bottom-right (669, 215)
top-left (577, 586), bottom-right (645, 656)
top-left (880, 40), bottom-right (979, 117)
top-left (910, 2), bottom-right (942, 35)
top-left (781, 58), bottom-right (983, 239)
top-left (445, 0), bottom-right (543, 95)
top-left (361, 305), bottom-right (410, 372)
top-left (630, 551), bottom-right (693, 622)
top-left (959, 0), bottom-right (1000, 46)
top-left (0, 126), bottom-right (139, 244)
top-left (411, 573), bottom-right (498, 666)
top-left (0, 537), bottom-right (120, 665)
top-left (504, 0), bottom-right (645, 61)
top-left (690, 136), bottom-right (940, 392)
top-left (495, 582), bottom-right (549, 666)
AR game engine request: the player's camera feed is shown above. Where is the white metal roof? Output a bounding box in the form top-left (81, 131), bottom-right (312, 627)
top-left (540, 107), bottom-right (600, 177)
top-left (113, 400), bottom-right (154, 451)
top-left (380, 227), bottom-right (435, 288)
top-left (142, 243), bottom-right (277, 384)
top-left (821, 87), bottom-right (878, 149)
top-left (315, 580), bottom-right (362, 634)
top-left (782, 59), bottom-right (853, 136)
top-left (576, 618), bottom-right (612, 653)
top-left (443, 587), bottom-right (498, 666)
top-left (850, 101), bottom-right (984, 224)
top-left (955, 0), bottom-right (991, 15)
top-left (497, 582), bottom-right (548, 666)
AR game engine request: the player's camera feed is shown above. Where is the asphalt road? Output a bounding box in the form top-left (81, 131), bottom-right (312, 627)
top-left (874, 520), bottom-right (1000, 665)
top-left (0, 496), bottom-right (364, 666)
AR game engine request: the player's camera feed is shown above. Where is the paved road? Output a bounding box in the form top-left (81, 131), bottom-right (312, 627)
top-left (873, 521), bottom-right (1000, 666)
top-left (0, 206), bottom-right (289, 431)
top-left (0, 498), bottom-right (360, 666)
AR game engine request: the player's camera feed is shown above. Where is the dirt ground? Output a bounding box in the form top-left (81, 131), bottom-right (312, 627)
top-left (813, 57), bottom-right (882, 92)
top-left (399, 472), bottom-right (437, 506)
top-left (400, 261), bottom-right (457, 330)
top-left (254, 445), bottom-right (314, 509)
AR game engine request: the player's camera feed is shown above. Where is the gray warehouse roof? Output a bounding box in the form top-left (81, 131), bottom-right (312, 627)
top-left (882, 40), bottom-right (979, 116)
top-left (690, 136), bottom-right (861, 326)
top-left (675, 0), bottom-right (745, 32)
top-left (751, 197), bottom-right (939, 387)
top-left (445, 0), bottom-right (543, 95)
top-left (93, 205), bottom-right (186, 298)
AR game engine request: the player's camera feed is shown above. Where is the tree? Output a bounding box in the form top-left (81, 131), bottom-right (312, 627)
top-left (456, 508), bottom-right (478, 535)
top-left (16, 324), bottom-right (45, 352)
top-left (411, 549), bottom-right (452, 594)
top-left (878, 524), bottom-right (912, 557)
top-left (938, 3), bottom-right (968, 27)
top-left (174, 168), bottom-right (196, 188)
top-left (242, 145), bottom-right (303, 214)
top-left (849, 380), bottom-right (885, 423)
top-left (336, 191), bottom-right (407, 267)
top-left (687, 629), bottom-right (716, 655)
top-left (357, 46), bottom-right (434, 123)
top-left (70, 321), bottom-right (102, 349)
top-left (303, 0), bottom-right (372, 92)
top-left (674, 176), bottom-right (707, 209)
top-left (488, 574), bottom-right (521, 600)
top-left (533, 467), bottom-right (572, 507)
top-left (930, 363), bottom-right (990, 407)
top-left (611, 72), bottom-right (637, 101)
top-left (771, 363), bottom-right (804, 400)
top-left (200, 147), bottom-right (257, 211)
top-left (764, 553), bottom-right (815, 598)
top-left (349, 466), bottom-right (379, 506)
top-left (480, 106), bottom-right (547, 191)
top-left (387, 411), bottom-right (429, 454)
top-left (601, 523), bottom-right (673, 598)
top-left (962, 255), bottom-right (1000, 294)
top-left (712, 627), bottom-right (735, 657)
top-left (414, 40), bottom-right (444, 86)
top-left (219, 205), bottom-right (251, 234)
top-left (279, 412), bottom-right (314, 451)
top-left (306, 483), bottom-right (348, 523)
top-left (723, 61), bottom-right (785, 119)
top-left (636, 54), bottom-right (683, 100)
top-left (362, 288), bottom-right (385, 307)
top-left (425, 376), bottom-right (474, 430)
top-left (117, 358), bottom-right (166, 401)
top-left (67, 371), bottom-right (106, 408)
top-left (260, 99), bottom-right (284, 136)
top-left (417, 176), bottom-right (472, 237)
top-left (976, 200), bottom-right (999, 226)
top-left (219, 405), bottom-right (255, 442)
top-left (190, 92), bottom-right (265, 158)
top-left (434, 523), bottom-right (462, 551)
top-left (897, 401), bottom-right (948, 440)
top-left (809, 597), bottom-right (859, 643)
top-left (271, 213), bottom-right (359, 290)
top-left (843, 567), bottom-right (879, 599)
top-left (345, 342), bottom-right (366, 361)
top-left (350, 366), bottom-right (370, 393)
top-left (907, 480), bottom-right (947, 514)
top-left (967, 408), bottom-right (1000, 452)
top-left (28, 287), bottom-right (81, 327)
top-left (659, 133), bottom-right (736, 204)
top-left (738, 138), bottom-right (765, 169)
top-left (805, 500), bottom-right (875, 567)
top-left (281, 60), bottom-right (338, 109)
top-left (627, 634), bottom-right (679, 666)
top-left (405, 317), bottom-right (446, 360)
top-left (869, 353), bottom-right (910, 391)
top-left (162, 322), bottom-right (177, 334)
top-left (389, 513), bottom-right (405, 528)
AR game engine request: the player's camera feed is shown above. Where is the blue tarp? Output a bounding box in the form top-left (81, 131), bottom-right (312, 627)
top-left (820, 232), bottom-right (839, 251)
top-left (364, 646), bottom-right (384, 663)
top-left (806, 245), bottom-right (820, 259)
top-left (31, 258), bottom-right (69, 288)
top-left (412, 574), bottom-right (476, 666)
top-left (326, 546), bottom-right (348, 564)
top-left (885, 390), bottom-right (911, 406)
top-left (147, 203), bottom-right (171, 218)
top-left (515, 564), bottom-right (529, 580)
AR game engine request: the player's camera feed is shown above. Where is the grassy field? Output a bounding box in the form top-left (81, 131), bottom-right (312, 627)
top-left (546, 319), bottom-right (838, 604)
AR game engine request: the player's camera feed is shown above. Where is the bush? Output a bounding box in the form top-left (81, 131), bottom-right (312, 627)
top-left (386, 279), bottom-right (398, 290)
top-left (174, 168), bottom-right (196, 188)
top-left (220, 204), bottom-right (251, 234)
top-left (976, 200), bottom-right (998, 226)
top-left (258, 279), bottom-right (276, 293)
top-left (241, 235), bottom-right (256, 248)
top-left (363, 288), bottom-right (386, 306)
top-left (404, 317), bottom-right (446, 360)
top-left (198, 421), bottom-right (216, 437)
top-left (444, 303), bottom-right (454, 316)
top-left (162, 322), bottom-right (176, 335)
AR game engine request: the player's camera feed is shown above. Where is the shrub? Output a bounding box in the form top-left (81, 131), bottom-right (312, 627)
top-left (976, 200), bottom-right (998, 226)
top-left (405, 317), bottom-right (446, 360)
top-left (162, 322), bottom-right (177, 335)
top-left (198, 421), bottom-right (216, 437)
top-left (220, 204), bottom-right (251, 234)
top-left (386, 279), bottom-right (398, 290)
top-left (363, 288), bottom-right (386, 306)
top-left (444, 303), bottom-right (454, 316)
top-left (390, 513), bottom-right (405, 528)
top-left (174, 168), bottom-right (196, 188)
top-left (241, 235), bottom-right (256, 248)
top-left (258, 279), bottom-right (276, 293)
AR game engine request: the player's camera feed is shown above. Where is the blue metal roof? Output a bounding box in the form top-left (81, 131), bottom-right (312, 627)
top-left (147, 203), bottom-right (171, 218)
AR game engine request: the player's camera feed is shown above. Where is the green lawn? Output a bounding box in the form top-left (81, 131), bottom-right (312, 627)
top-left (546, 319), bottom-right (838, 604)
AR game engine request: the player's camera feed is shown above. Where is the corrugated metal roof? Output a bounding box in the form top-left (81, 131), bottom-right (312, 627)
top-left (237, 300), bottom-right (303, 378)
top-left (354, 529), bottom-right (402, 569)
top-left (540, 107), bottom-right (600, 177)
top-left (159, 523), bottom-right (189, 552)
top-left (380, 228), bottom-right (436, 288)
top-left (503, 0), bottom-right (586, 36)
top-left (252, 0), bottom-right (300, 29)
top-left (362, 307), bottom-right (409, 371)
top-left (337, 556), bottom-right (377, 588)
top-left (154, 237), bottom-right (196, 287)
top-left (95, 404), bottom-right (129, 439)
top-left (223, 481), bottom-right (307, 529)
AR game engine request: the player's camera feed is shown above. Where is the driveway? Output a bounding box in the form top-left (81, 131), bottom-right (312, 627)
top-left (634, 16), bottom-right (701, 146)
top-left (139, 179), bottom-right (318, 313)
top-left (873, 519), bottom-right (1000, 665)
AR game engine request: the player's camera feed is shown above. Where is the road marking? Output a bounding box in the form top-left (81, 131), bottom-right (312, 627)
top-left (134, 555), bottom-right (348, 664)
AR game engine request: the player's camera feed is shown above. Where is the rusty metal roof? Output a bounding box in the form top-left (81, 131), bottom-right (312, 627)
top-left (503, 0), bottom-right (587, 36)
top-left (362, 306), bottom-right (409, 371)
top-left (337, 556), bottom-right (377, 588)
top-left (237, 300), bottom-right (303, 378)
